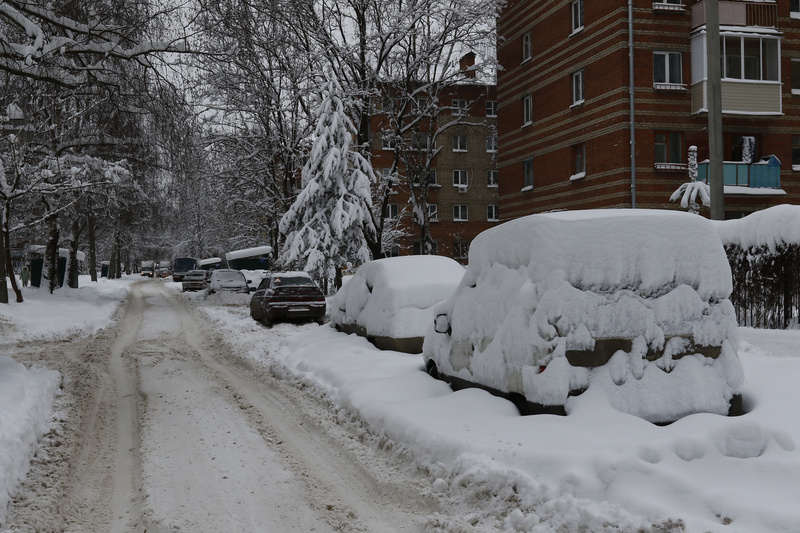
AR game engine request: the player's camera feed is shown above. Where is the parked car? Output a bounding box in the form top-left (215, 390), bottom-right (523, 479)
top-left (206, 269), bottom-right (250, 294)
top-left (181, 270), bottom-right (208, 292)
top-left (330, 256), bottom-right (465, 353)
top-left (250, 271), bottom-right (326, 326)
top-left (423, 209), bottom-right (744, 423)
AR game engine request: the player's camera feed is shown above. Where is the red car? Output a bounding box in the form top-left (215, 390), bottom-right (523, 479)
top-left (249, 271), bottom-right (326, 326)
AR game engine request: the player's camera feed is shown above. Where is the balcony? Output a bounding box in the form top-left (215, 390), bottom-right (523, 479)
top-left (697, 156), bottom-right (781, 189)
top-left (691, 0), bottom-right (777, 29)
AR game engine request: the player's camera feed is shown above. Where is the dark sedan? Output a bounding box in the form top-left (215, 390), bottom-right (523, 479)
top-left (250, 271), bottom-right (326, 326)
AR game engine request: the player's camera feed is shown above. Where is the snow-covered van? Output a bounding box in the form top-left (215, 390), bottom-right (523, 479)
top-left (331, 256), bottom-right (465, 353)
top-left (423, 209), bottom-right (744, 423)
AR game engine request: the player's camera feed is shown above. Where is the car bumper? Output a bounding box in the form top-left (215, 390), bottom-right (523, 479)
top-left (182, 282), bottom-right (206, 290)
top-left (265, 303), bottom-right (326, 321)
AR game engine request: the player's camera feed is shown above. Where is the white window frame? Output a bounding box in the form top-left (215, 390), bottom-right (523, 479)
top-left (486, 100), bottom-right (498, 117)
top-left (452, 134), bottom-right (468, 152)
top-left (522, 31), bottom-right (532, 62)
top-left (523, 158), bottom-right (534, 189)
top-left (386, 203), bottom-right (399, 219)
top-left (486, 134), bottom-right (498, 153)
top-left (487, 169), bottom-right (498, 187)
top-left (572, 70), bottom-right (585, 106)
top-left (571, 0), bottom-right (584, 33)
top-left (428, 203), bottom-right (439, 221)
top-left (487, 204), bottom-right (499, 221)
top-left (792, 59), bottom-right (800, 95)
top-left (792, 0), bottom-right (800, 19)
top-left (453, 204), bottom-right (469, 221)
top-left (452, 98), bottom-right (468, 115)
top-left (721, 34), bottom-right (780, 82)
top-left (522, 94), bottom-right (533, 126)
top-left (453, 169), bottom-right (469, 187)
top-left (571, 143), bottom-right (586, 180)
top-left (653, 51), bottom-right (682, 86)
top-left (381, 133), bottom-right (396, 150)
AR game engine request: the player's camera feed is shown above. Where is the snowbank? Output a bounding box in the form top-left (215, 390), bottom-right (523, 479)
top-left (330, 256), bottom-right (464, 351)
top-left (424, 209), bottom-right (744, 423)
top-left (713, 203), bottom-right (800, 251)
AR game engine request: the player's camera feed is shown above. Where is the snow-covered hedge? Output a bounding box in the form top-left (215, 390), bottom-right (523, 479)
top-left (331, 256), bottom-right (465, 353)
top-left (714, 204), bottom-right (800, 328)
top-left (423, 209), bottom-right (744, 423)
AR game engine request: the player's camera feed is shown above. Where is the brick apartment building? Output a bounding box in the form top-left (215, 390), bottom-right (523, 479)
top-left (497, 0), bottom-right (800, 220)
top-left (369, 73), bottom-right (500, 263)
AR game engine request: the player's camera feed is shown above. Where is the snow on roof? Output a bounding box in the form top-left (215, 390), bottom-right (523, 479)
top-left (198, 257), bottom-right (222, 266)
top-left (468, 209), bottom-right (732, 300)
top-left (25, 245), bottom-right (85, 262)
top-left (224, 246), bottom-right (272, 261)
top-left (332, 255), bottom-right (465, 339)
top-left (713, 204), bottom-right (800, 252)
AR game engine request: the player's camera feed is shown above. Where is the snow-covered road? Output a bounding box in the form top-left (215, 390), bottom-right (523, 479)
top-left (2, 281), bottom-right (436, 532)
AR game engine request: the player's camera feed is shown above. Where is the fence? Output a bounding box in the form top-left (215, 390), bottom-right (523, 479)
top-left (725, 244), bottom-right (800, 329)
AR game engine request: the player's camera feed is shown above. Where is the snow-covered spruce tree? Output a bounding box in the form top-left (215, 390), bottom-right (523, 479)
top-left (279, 71), bottom-right (377, 290)
top-left (670, 145), bottom-right (710, 214)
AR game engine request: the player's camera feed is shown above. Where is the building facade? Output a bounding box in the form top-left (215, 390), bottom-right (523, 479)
top-left (369, 78), bottom-right (500, 263)
top-left (497, 0), bottom-right (800, 219)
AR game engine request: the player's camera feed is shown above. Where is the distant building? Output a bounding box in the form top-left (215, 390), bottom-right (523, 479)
top-left (497, 0), bottom-right (799, 219)
top-left (369, 55), bottom-right (500, 263)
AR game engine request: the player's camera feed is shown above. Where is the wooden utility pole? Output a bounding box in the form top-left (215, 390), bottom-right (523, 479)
top-left (706, 0), bottom-right (725, 220)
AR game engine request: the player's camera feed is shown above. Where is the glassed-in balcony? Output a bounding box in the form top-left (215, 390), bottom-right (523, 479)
top-left (697, 156), bottom-right (781, 189)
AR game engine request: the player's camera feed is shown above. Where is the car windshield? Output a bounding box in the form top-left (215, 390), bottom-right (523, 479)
top-left (272, 275), bottom-right (315, 287)
top-left (215, 272), bottom-right (245, 282)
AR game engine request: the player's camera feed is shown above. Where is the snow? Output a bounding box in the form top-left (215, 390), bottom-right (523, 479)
top-left (224, 245), bottom-right (272, 261)
top-left (2, 206), bottom-right (800, 532)
top-left (330, 255), bottom-right (465, 339)
top-left (713, 203), bottom-right (800, 251)
top-left (425, 209), bottom-right (741, 423)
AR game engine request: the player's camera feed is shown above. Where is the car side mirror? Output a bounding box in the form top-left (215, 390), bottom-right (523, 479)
top-left (434, 314), bottom-right (451, 335)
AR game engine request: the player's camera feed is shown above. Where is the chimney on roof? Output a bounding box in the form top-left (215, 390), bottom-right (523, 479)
top-left (460, 52), bottom-right (476, 79)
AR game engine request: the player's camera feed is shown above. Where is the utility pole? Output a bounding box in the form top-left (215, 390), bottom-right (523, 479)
top-left (706, 0), bottom-right (725, 220)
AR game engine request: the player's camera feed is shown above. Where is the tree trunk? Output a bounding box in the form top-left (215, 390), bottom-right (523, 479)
top-left (88, 196), bottom-right (98, 282)
top-left (44, 212), bottom-right (60, 294)
top-left (1, 201), bottom-right (22, 302)
top-left (65, 217), bottom-right (82, 289)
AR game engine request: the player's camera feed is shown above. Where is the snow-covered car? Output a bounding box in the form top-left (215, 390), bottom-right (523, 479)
top-left (181, 270), bottom-right (207, 292)
top-left (331, 256), bottom-right (465, 353)
top-left (206, 269), bottom-right (250, 294)
top-left (423, 209), bottom-right (745, 424)
top-left (249, 271), bottom-right (326, 326)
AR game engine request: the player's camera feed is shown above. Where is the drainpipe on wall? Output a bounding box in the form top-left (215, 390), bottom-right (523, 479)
top-left (628, 0), bottom-right (637, 209)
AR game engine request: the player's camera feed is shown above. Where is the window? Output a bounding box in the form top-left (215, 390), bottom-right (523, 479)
top-left (572, 144), bottom-right (586, 178)
top-left (385, 245), bottom-right (400, 258)
top-left (722, 35), bottom-right (779, 81)
top-left (452, 134), bottom-right (467, 152)
top-left (381, 168), bottom-right (393, 179)
top-left (453, 170), bottom-right (469, 187)
top-left (428, 203), bottom-right (438, 221)
top-left (486, 134), bottom-right (498, 152)
top-left (486, 100), bottom-right (498, 117)
top-left (571, 0), bottom-right (584, 32)
top-left (572, 70), bottom-right (585, 105)
top-left (654, 52), bottom-right (682, 85)
top-left (453, 204), bottom-right (469, 221)
top-left (487, 204), bottom-right (499, 221)
top-left (413, 241), bottom-right (438, 255)
top-left (654, 132), bottom-right (683, 164)
top-left (428, 169), bottom-right (438, 185)
top-left (523, 158), bottom-right (534, 188)
top-left (522, 94), bottom-right (533, 125)
top-left (792, 60), bottom-right (800, 95)
top-left (792, 136), bottom-right (800, 169)
top-left (413, 132), bottom-right (429, 150)
top-left (487, 170), bottom-right (498, 187)
top-left (453, 239), bottom-right (470, 259)
top-left (522, 32), bottom-right (532, 62)
top-left (414, 97), bottom-right (428, 113)
top-left (384, 203), bottom-right (399, 219)
top-left (382, 133), bottom-right (396, 150)
top-left (793, 0), bottom-right (800, 18)
top-left (452, 98), bottom-right (468, 115)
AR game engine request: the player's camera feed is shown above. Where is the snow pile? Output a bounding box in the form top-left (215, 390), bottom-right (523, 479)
top-left (330, 255), bottom-right (465, 339)
top-left (424, 209), bottom-right (744, 423)
top-left (0, 357), bottom-right (61, 525)
top-left (713, 203), bottom-right (800, 251)
top-left (0, 276), bottom-right (133, 343)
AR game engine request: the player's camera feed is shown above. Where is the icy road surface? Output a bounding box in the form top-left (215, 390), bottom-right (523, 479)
top-left (3, 282), bottom-right (437, 532)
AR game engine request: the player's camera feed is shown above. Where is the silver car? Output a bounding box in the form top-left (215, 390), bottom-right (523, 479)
top-left (206, 269), bottom-right (250, 294)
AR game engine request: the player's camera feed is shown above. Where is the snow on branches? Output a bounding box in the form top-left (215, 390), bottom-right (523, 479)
top-left (279, 70), bottom-right (377, 283)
